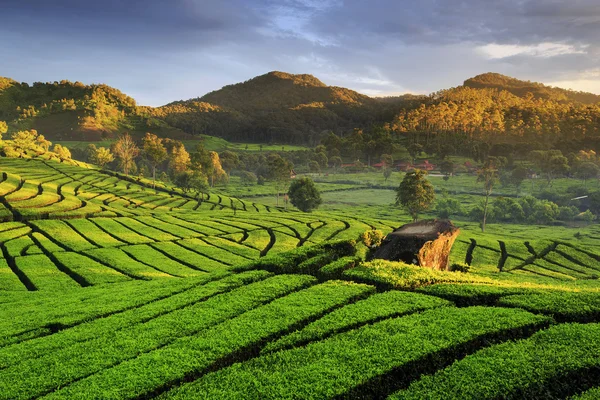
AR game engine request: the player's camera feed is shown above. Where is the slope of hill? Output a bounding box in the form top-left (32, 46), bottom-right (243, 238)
top-left (393, 73), bottom-right (600, 151)
top-left (152, 71), bottom-right (383, 144)
top-left (0, 157), bottom-right (599, 399)
top-left (464, 72), bottom-right (600, 104)
top-left (0, 77), bottom-right (193, 141)
top-left (3, 71), bottom-right (600, 148)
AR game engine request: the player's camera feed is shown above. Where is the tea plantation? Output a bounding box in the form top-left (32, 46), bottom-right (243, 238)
top-left (1, 157), bottom-right (599, 399)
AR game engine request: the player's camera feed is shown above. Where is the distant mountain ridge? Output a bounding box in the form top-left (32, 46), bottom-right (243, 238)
top-left (1, 71), bottom-right (599, 145)
top-left (154, 71), bottom-right (381, 144)
top-left (464, 72), bottom-right (600, 104)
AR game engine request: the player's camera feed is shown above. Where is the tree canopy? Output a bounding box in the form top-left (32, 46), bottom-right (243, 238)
top-left (395, 169), bottom-right (435, 221)
top-left (288, 177), bottom-right (322, 212)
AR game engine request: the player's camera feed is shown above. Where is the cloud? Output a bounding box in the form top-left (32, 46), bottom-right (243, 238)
top-left (477, 43), bottom-right (588, 59)
top-left (2, 0), bottom-right (600, 105)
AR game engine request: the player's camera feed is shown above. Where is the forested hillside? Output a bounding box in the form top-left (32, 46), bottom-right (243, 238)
top-left (151, 71), bottom-right (384, 144)
top-left (2, 72), bottom-right (600, 152)
top-left (0, 77), bottom-right (190, 141)
top-left (464, 73), bottom-right (600, 104)
top-left (393, 73), bottom-right (600, 156)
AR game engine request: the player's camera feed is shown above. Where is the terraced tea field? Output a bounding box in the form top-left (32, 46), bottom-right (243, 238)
top-left (1, 157), bottom-right (600, 399)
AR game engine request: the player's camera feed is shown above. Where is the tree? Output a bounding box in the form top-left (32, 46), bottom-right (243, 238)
top-left (142, 133), bottom-right (167, 188)
top-left (219, 151), bottom-right (240, 175)
top-left (436, 198), bottom-right (462, 219)
top-left (52, 144), bottom-right (71, 159)
top-left (0, 121), bottom-right (7, 140)
top-left (494, 197), bottom-right (525, 222)
top-left (532, 200), bottom-right (560, 224)
top-left (407, 143), bottom-right (423, 163)
top-left (266, 153), bottom-right (293, 206)
top-left (92, 147), bottom-right (114, 169)
top-left (189, 170), bottom-right (209, 203)
top-left (35, 134), bottom-right (51, 152)
top-left (440, 160), bottom-right (454, 180)
top-left (288, 177), bottom-right (322, 212)
top-left (209, 151), bottom-right (227, 186)
top-left (312, 151), bottom-right (328, 169)
top-left (510, 165), bottom-right (529, 195)
top-left (575, 162), bottom-right (600, 188)
top-left (169, 142), bottom-right (191, 175)
top-left (330, 156), bottom-right (342, 173)
top-left (395, 169), bottom-right (435, 222)
top-left (477, 158), bottom-right (499, 232)
top-left (86, 144), bottom-right (98, 162)
top-left (173, 170), bottom-right (193, 193)
top-left (383, 167), bottom-right (393, 182)
top-left (191, 144), bottom-right (213, 179)
top-left (529, 150), bottom-right (569, 186)
top-left (380, 154), bottom-right (394, 168)
top-left (112, 133), bottom-right (139, 175)
top-left (308, 160), bottom-right (320, 174)
top-left (11, 130), bottom-right (39, 152)
top-left (239, 171), bottom-right (257, 186)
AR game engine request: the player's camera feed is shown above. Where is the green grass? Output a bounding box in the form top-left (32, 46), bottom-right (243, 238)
top-left (0, 259), bottom-right (27, 291)
top-left (53, 251), bottom-right (131, 285)
top-left (83, 248), bottom-right (173, 280)
top-left (498, 291), bottom-right (600, 322)
top-left (122, 244), bottom-right (207, 277)
top-left (33, 275), bottom-right (327, 400)
top-left (0, 156), bottom-right (599, 399)
top-left (30, 220), bottom-right (95, 252)
top-left (391, 323), bottom-right (600, 400)
top-left (14, 254), bottom-right (80, 291)
top-left (162, 307), bottom-right (549, 400)
top-left (343, 259), bottom-right (493, 290)
top-left (262, 290), bottom-right (452, 354)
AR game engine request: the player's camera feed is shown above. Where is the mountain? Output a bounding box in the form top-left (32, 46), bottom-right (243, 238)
top-left (0, 77), bottom-right (192, 141)
top-left (392, 72), bottom-right (600, 151)
top-left (464, 72), bottom-right (600, 104)
top-left (3, 71), bottom-right (600, 148)
top-left (151, 71), bottom-right (384, 144)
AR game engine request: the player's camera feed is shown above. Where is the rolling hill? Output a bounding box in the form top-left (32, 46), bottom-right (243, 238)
top-left (152, 71), bottom-right (383, 144)
top-left (464, 72), bottom-right (600, 104)
top-left (2, 71), bottom-right (600, 147)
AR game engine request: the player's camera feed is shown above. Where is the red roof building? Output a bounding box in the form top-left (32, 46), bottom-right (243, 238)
top-left (413, 160), bottom-right (436, 171)
top-left (395, 162), bottom-right (413, 171)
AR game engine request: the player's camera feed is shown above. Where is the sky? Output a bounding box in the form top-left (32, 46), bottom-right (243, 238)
top-left (2, 0), bottom-right (600, 106)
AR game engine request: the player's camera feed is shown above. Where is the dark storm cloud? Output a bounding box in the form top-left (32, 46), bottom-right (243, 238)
top-left (1, 0), bottom-right (599, 105)
top-left (0, 0), bottom-right (268, 51)
top-left (306, 0), bottom-right (600, 46)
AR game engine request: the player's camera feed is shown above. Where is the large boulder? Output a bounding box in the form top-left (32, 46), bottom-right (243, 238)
top-left (372, 220), bottom-right (460, 271)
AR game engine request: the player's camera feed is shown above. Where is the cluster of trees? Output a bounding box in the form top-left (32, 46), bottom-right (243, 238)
top-left (148, 71), bottom-right (385, 145)
top-left (84, 133), bottom-right (226, 201)
top-left (395, 167), bottom-right (597, 231)
top-left (0, 78), bottom-right (136, 123)
top-left (0, 77), bottom-right (187, 141)
top-left (436, 195), bottom-right (595, 225)
top-left (319, 128), bottom-right (395, 167)
top-left (0, 124), bottom-right (71, 160)
top-left (392, 86), bottom-right (600, 157)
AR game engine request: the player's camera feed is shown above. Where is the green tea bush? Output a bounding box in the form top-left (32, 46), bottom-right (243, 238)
top-left (359, 228), bottom-right (384, 248)
top-left (392, 323), bottom-right (600, 400)
top-left (165, 307), bottom-right (550, 400)
top-left (344, 260), bottom-right (493, 290)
